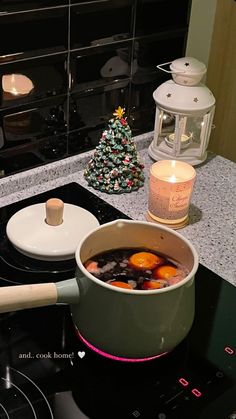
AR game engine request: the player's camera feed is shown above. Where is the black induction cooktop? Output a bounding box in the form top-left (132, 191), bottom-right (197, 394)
top-left (0, 182), bottom-right (235, 419)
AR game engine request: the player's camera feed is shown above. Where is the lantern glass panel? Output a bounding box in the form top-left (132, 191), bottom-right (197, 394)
top-left (153, 107), bottom-right (214, 161)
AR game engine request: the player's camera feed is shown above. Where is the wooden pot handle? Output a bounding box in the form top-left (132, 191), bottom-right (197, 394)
top-left (0, 283), bottom-right (57, 314)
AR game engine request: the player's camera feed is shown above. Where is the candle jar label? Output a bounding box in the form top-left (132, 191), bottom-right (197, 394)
top-left (148, 176), bottom-right (194, 222)
top-left (168, 182), bottom-right (192, 212)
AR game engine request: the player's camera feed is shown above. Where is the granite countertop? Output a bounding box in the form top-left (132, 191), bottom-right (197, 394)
top-left (0, 133), bottom-right (235, 286)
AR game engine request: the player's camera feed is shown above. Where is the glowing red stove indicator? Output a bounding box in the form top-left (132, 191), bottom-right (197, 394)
top-left (178, 378), bottom-right (189, 387)
top-left (191, 389), bottom-right (202, 398)
top-left (224, 346), bottom-right (235, 355)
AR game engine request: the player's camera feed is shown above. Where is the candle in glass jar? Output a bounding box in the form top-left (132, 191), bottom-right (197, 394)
top-left (148, 160), bottom-right (196, 227)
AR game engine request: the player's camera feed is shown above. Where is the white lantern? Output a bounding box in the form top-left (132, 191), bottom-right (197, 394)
top-left (148, 57), bottom-right (216, 166)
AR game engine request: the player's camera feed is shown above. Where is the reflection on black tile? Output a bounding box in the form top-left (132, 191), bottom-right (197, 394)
top-left (69, 82), bottom-right (130, 131)
top-left (128, 80), bottom-right (159, 135)
top-left (70, 1), bottom-right (134, 49)
top-left (0, 8), bottom-right (68, 61)
top-left (0, 132), bottom-right (67, 176)
top-left (0, 96), bottom-right (67, 146)
top-left (136, 0), bottom-right (191, 35)
top-left (38, 134), bottom-right (67, 161)
top-left (68, 127), bottom-right (101, 155)
top-left (0, 54), bottom-right (68, 108)
top-left (0, 0), bottom-right (68, 13)
top-left (130, 79), bottom-right (158, 111)
top-left (71, 41), bottom-right (132, 93)
top-left (132, 32), bottom-right (187, 83)
top-left (128, 105), bottom-right (156, 136)
top-left (0, 151), bottom-right (43, 176)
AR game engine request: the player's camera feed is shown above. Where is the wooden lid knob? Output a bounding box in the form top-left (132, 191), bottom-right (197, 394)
top-left (45, 198), bottom-right (64, 226)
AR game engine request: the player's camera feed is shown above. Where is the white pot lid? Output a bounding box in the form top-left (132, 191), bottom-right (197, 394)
top-left (153, 80), bottom-right (215, 113)
top-left (6, 203), bottom-right (100, 261)
top-left (170, 57), bottom-right (206, 76)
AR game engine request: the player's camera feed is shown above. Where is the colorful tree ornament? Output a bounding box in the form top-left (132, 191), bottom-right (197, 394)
top-left (84, 107), bottom-right (145, 194)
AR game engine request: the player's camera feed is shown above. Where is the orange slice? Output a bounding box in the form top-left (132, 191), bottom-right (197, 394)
top-left (153, 265), bottom-right (177, 279)
top-left (84, 260), bottom-right (100, 274)
top-left (109, 281), bottom-right (133, 289)
top-left (128, 252), bottom-right (164, 270)
top-left (142, 280), bottom-right (163, 290)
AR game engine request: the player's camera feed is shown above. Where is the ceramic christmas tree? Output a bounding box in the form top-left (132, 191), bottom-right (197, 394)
top-left (84, 107), bottom-right (145, 194)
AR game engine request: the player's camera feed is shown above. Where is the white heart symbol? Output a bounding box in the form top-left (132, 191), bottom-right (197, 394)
top-left (78, 351), bottom-right (85, 359)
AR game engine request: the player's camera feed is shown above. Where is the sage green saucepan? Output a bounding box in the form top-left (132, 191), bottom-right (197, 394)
top-left (0, 220), bottom-right (199, 360)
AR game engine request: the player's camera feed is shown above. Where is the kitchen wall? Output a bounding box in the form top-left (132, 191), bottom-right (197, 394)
top-left (186, 0), bottom-right (217, 69)
top-left (0, 0), bottom-right (191, 177)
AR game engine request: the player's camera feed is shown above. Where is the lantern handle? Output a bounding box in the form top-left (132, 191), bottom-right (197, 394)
top-left (157, 61), bottom-right (186, 74)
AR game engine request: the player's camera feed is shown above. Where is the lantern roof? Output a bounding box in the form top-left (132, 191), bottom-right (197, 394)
top-left (153, 80), bottom-right (215, 114)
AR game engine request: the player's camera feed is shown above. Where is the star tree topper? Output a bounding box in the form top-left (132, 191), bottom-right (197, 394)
top-left (113, 106), bottom-right (125, 119)
top-left (113, 106), bottom-right (127, 126)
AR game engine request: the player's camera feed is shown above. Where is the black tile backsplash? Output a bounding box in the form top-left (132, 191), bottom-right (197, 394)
top-left (68, 127), bottom-right (101, 155)
top-left (136, 0), bottom-right (191, 35)
top-left (70, 80), bottom-right (130, 130)
top-left (0, 0), bottom-right (192, 177)
top-left (0, 96), bottom-right (67, 146)
top-left (0, 8), bottom-right (68, 62)
top-left (70, 1), bottom-right (134, 50)
top-left (0, 152), bottom-right (43, 176)
top-left (0, 132), bottom-right (67, 175)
